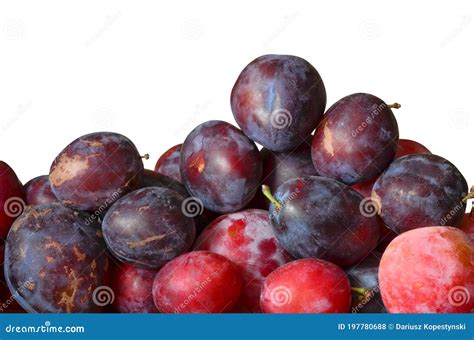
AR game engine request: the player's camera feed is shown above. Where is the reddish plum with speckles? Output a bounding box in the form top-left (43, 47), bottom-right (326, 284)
top-left (194, 209), bottom-right (289, 312)
top-left (102, 187), bottom-right (195, 269)
top-left (24, 176), bottom-right (58, 206)
top-left (0, 161), bottom-right (24, 238)
top-left (152, 251), bottom-right (242, 313)
top-left (260, 259), bottom-right (351, 313)
top-left (231, 54), bottom-right (326, 152)
top-left (395, 139), bottom-right (430, 159)
top-left (312, 93), bottom-right (399, 185)
top-left (269, 176), bottom-right (381, 267)
top-left (180, 120), bottom-right (262, 213)
top-left (379, 227), bottom-right (474, 313)
top-left (4, 204), bottom-right (112, 312)
top-left (113, 263), bottom-right (158, 313)
top-left (155, 144), bottom-right (182, 182)
top-left (372, 154), bottom-right (468, 234)
top-left (49, 132), bottom-right (144, 212)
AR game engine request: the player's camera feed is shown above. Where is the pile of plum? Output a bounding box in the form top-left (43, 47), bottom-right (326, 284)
top-left (1, 55), bottom-right (473, 314)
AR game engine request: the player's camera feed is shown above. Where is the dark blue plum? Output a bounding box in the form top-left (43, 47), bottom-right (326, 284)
top-left (372, 154), bottom-right (468, 234)
top-left (312, 93), bottom-right (399, 185)
top-left (231, 55), bottom-right (326, 152)
top-left (180, 120), bottom-right (262, 213)
top-left (267, 176), bottom-right (381, 268)
top-left (102, 187), bottom-right (195, 269)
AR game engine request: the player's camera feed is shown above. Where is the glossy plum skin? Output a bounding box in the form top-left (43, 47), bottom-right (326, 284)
top-left (49, 132), bottom-right (144, 212)
top-left (140, 169), bottom-right (189, 198)
top-left (379, 227), bottom-right (474, 313)
top-left (347, 252), bottom-right (386, 313)
top-left (231, 55), bottom-right (326, 152)
top-left (395, 139), bottom-right (430, 159)
top-left (194, 209), bottom-right (289, 312)
top-left (180, 120), bottom-right (262, 213)
top-left (270, 176), bottom-right (381, 267)
top-left (0, 161), bottom-right (24, 238)
top-left (155, 144), bottom-right (182, 182)
top-left (260, 259), bottom-right (351, 313)
top-left (102, 187), bottom-right (195, 269)
top-left (4, 204), bottom-right (112, 312)
top-left (372, 154), bottom-right (468, 234)
top-left (112, 264), bottom-right (158, 313)
top-left (312, 93), bottom-right (399, 185)
top-left (459, 214), bottom-right (474, 240)
top-left (152, 251), bottom-right (242, 313)
top-left (24, 175), bottom-right (58, 206)
top-left (257, 144), bottom-right (318, 209)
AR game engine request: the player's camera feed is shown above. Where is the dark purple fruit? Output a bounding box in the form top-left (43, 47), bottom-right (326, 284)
top-left (0, 161), bottom-right (24, 238)
top-left (24, 175), bottom-right (58, 206)
top-left (347, 252), bottom-right (386, 313)
top-left (231, 54), bottom-right (326, 152)
top-left (4, 204), bottom-right (112, 312)
top-left (312, 93), bottom-right (399, 185)
top-left (49, 132), bottom-right (144, 212)
top-left (372, 154), bottom-right (468, 234)
top-left (102, 187), bottom-right (195, 268)
top-left (154, 144), bottom-right (182, 182)
top-left (266, 176), bottom-right (381, 267)
top-left (180, 120), bottom-right (262, 213)
top-left (140, 169), bottom-right (189, 198)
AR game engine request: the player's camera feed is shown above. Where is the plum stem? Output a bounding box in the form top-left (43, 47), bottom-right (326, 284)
top-left (262, 185), bottom-right (282, 209)
top-left (462, 185), bottom-right (474, 203)
top-left (387, 103), bottom-right (401, 109)
top-left (141, 153), bottom-right (150, 160)
top-left (351, 287), bottom-right (370, 295)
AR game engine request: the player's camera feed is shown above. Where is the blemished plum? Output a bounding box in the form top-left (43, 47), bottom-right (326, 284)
top-left (346, 252), bottom-right (386, 313)
top-left (0, 242), bottom-right (23, 312)
top-left (266, 176), bottom-right (381, 267)
top-left (24, 175), bottom-right (58, 206)
top-left (0, 161), bottom-right (24, 238)
top-left (49, 132), bottom-right (144, 212)
top-left (155, 144), bottom-right (182, 182)
top-left (312, 93), bottom-right (399, 185)
top-left (372, 154), bottom-right (468, 234)
top-left (379, 227), bottom-right (474, 313)
top-left (152, 251), bottom-right (242, 313)
top-left (4, 204), bottom-right (112, 312)
top-left (194, 209), bottom-right (289, 312)
top-left (102, 187), bottom-right (195, 268)
top-left (231, 55), bottom-right (326, 152)
top-left (180, 120), bottom-right (262, 213)
top-left (112, 263), bottom-right (158, 313)
top-left (395, 139), bottom-right (430, 159)
top-left (260, 259), bottom-right (351, 313)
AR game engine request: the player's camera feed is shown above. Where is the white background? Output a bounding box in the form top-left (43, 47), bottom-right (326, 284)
top-left (1, 0), bottom-right (473, 187)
